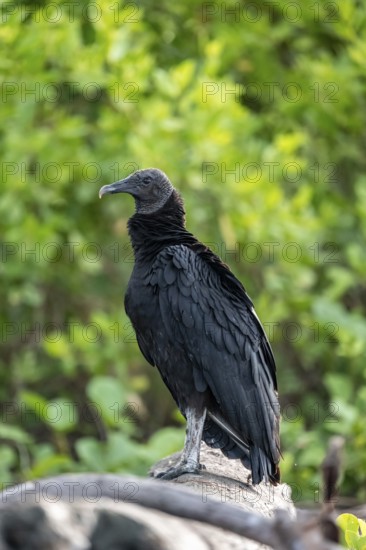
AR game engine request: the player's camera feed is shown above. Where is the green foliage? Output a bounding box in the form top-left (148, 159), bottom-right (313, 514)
top-left (1, 0), bottom-right (365, 501)
top-left (337, 513), bottom-right (366, 549)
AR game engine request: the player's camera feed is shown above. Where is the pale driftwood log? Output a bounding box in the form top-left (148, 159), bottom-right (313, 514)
top-left (0, 444), bottom-right (341, 550)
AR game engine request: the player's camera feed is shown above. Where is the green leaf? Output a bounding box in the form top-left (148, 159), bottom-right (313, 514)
top-left (337, 513), bottom-right (359, 533)
top-left (337, 513), bottom-right (362, 548)
top-left (147, 427), bottom-right (185, 459)
top-left (0, 423), bottom-right (32, 444)
top-left (75, 437), bottom-right (104, 471)
top-left (43, 400), bottom-right (78, 432)
top-left (86, 376), bottom-right (127, 426)
top-left (27, 454), bottom-right (74, 479)
top-left (358, 519), bottom-right (366, 537)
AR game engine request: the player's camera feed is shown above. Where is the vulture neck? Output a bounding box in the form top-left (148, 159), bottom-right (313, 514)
top-left (127, 190), bottom-right (195, 261)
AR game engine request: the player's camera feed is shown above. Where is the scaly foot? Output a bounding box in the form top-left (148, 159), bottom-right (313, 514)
top-left (155, 461), bottom-right (201, 480)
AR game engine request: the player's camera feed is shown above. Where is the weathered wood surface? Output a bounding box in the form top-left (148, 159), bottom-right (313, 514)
top-left (0, 444), bottom-right (341, 549)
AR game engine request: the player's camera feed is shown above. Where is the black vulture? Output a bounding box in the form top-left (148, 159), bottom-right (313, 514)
top-left (99, 168), bottom-right (281, 484)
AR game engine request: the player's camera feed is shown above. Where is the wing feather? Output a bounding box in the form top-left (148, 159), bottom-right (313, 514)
top-left (144, 244), bottom-right (280, 469)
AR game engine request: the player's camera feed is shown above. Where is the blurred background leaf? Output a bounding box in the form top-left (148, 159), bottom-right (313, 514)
top-left (1, 0), bottom-right (365, 504)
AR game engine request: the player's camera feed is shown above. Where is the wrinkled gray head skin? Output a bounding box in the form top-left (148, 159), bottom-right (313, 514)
top-left (99, 168), bottom-right (174, 214)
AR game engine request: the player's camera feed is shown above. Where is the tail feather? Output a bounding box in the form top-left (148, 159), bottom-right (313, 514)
top-left (204, 410), bottom-right (280, 485)
top-left (248, 446), bottom-right (280, 485)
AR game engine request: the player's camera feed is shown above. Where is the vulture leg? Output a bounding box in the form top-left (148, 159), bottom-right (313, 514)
top-left (156, 406), bottom-right (207, 480)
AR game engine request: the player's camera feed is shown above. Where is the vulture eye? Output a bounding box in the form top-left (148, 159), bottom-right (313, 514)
top-left (142, 177), bottom-right (152, 185)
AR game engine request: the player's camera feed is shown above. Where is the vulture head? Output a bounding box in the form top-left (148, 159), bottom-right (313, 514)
top-left (99, 168), bottom-right (174, 214)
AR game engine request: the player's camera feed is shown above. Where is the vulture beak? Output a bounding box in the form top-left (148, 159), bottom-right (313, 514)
top-left (99, 175), bottom-right (135, 199)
